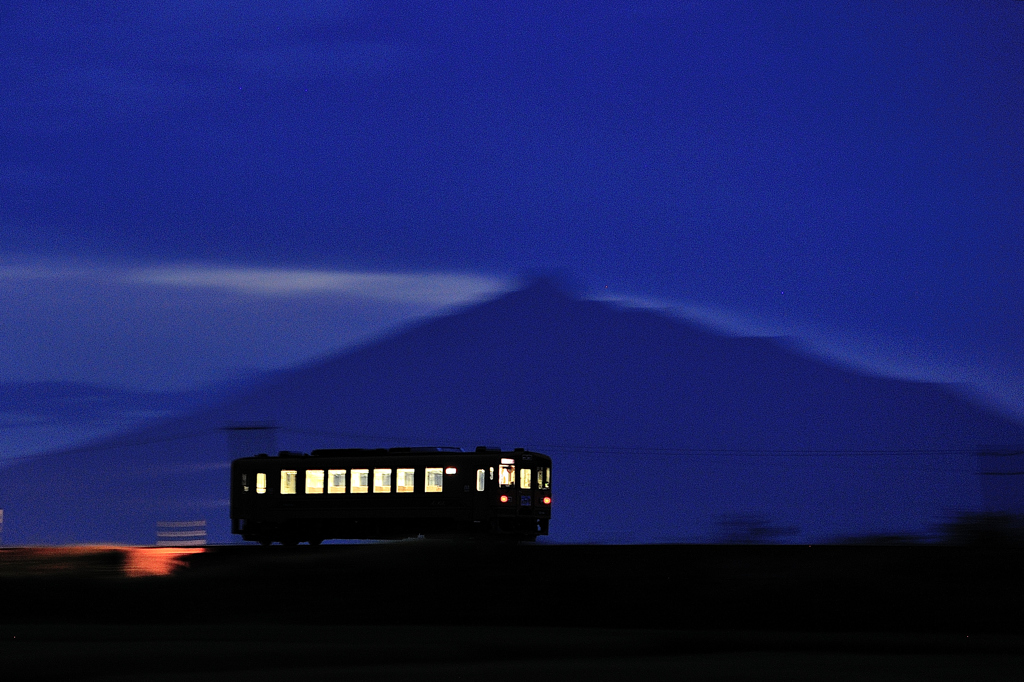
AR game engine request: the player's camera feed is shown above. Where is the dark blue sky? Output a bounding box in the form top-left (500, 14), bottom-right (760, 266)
top-left (1, 2), bottom-right (1022, 416)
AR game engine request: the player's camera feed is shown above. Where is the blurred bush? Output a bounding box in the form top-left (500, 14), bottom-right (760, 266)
top-left (939, 512), bottom-right (1024, 546)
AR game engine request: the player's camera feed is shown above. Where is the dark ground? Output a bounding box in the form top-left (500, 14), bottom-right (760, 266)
top-left (2, 542), bottom-right (1024, 680)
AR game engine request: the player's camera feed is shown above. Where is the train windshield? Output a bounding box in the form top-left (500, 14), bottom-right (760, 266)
top-left (498, 463), bottom-right (515, 487)
top-left (537, 467), bottom-right (550, 490)
top-left (519, 468), bottom-right (531, 489)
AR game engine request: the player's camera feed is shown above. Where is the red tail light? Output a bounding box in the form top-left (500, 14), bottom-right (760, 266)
top-left (499, 495), bottom-right (509, 503)
top-left (542, 496), bottom-right (551, 505)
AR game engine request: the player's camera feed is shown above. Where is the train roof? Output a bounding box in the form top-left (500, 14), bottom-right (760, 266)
top-left (239, 446), bottom-right (547, 460)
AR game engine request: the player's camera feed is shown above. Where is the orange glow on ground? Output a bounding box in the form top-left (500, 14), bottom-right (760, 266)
top-left (121, 547), bottom-right (205, 577)
top-left (0, 546), bottom-right (205, 578)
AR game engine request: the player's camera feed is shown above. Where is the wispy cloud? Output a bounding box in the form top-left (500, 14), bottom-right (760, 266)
top-left (600, 291), bottom-right (1024, 420)
top-left (0, 259), bottom-right (512, 392)
top-left (129, 265), bottom-right (508, 302)
top-left (595, 292), bottom-right (787, 338)
top-left (0, 261), bottom-right (510, 304)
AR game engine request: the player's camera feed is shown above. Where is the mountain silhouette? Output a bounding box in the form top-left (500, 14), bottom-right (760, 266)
top-left (2, 278), bottom-right (1022, 544)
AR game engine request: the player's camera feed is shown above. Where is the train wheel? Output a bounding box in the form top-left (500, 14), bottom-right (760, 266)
top-left (258, 538), bottom-right (273, 547)
top-left (308, 538), bottom-right (324, 546)
top-left (281, 538), bottom-right (299, 547)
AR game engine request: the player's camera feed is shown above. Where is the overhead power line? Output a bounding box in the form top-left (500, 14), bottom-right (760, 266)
top-left (5, 422), bottom-right (1018, 464)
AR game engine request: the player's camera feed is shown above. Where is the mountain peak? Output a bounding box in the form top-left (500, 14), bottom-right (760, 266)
top-left (4, 276), bottom-right (1024, 545)
top-left (514, 271), bottom-right (583, 298)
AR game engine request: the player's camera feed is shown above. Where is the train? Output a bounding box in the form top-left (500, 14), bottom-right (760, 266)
top-left (230, 446), bottom-right (551, 544)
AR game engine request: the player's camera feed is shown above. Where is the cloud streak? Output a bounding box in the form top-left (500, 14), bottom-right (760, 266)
top-left (129, 265), bottom-right (508, 302)
top-left (0, 261), bottom-right (509, 304)
top-left (1, 259), bottom-right (1021, 421)
top-left (602, 292), bottom-right (1024, 422)
top-left (0, 259), bottom-right (512, 392)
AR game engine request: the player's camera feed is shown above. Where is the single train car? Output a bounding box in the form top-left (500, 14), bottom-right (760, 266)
top-left (230, 447), bottom-right (552, 544)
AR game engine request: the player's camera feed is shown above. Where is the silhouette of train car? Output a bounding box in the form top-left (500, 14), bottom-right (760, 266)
top-left (231, 447), bottom-right (551, 544)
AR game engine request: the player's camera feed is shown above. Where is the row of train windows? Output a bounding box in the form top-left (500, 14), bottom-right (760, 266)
top-left (242, 465), bottom-right (551, 495)
top-left (247, 468), bottom-right (428, 495)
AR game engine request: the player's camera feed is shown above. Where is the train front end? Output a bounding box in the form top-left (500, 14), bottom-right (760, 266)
top-left (478, 447), bottom-right (551, 539)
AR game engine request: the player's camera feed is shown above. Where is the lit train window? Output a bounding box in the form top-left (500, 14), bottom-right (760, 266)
top-left (519, 468), bottom-right (532, 489)
top-left (373, 468), bottom-right (392, 493)
top-left (489, 467), bottom-right (494, 480)
top-left (241, 473), bottom-right (249, 493)
top-left (351, 469), bottom-right (369, 493)
top-left (498, 463), bottom-right (515, 487)
top-left (305, 469), bottom-right (324, 494)
top-left (396, 468), bottom-right (415, 492)
top-left (425, 467), bottom-right (443, 493)
top-left (476, 469), bottom-right (485, 491)
top-left (281, 470), bottom-right (297, 495)
top-left (547, 467), bottom-right (551, 488)
top-left (256, 473), bottom-right (266, 495)
top-left (328, 469), bottom-right (346, 494)
top-left (537, 468), bottom-right (550, 491)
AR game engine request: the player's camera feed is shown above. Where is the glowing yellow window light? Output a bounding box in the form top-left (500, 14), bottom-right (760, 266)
top-left (519, 467), bottom-right (531, 489)
top-left (373, 468), bottom-right (392, 493)
top-left (280, 470), bottom-right (297, 495)
top-left (256, 472), bottom-right (267, 495)
top-left (327, 469), bottom-right (346, 494)
top-left (305, 469), bottom-right (324, 494)
top-left (351, 469), bottom-right (369, 493)
top-left (396, 468), bottom-right (415, 492)
top-left (425, 467), bottom-right (443, 492)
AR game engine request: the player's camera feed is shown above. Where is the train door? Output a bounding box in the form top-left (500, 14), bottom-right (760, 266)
top-left (518, 454), bottom-right (536, 517)
top-left (471, 462), bottom-right (491, 523)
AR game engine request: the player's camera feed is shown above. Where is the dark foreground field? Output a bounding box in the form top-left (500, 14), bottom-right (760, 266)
top-left (2, 542), bottom-right (1024, 680)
